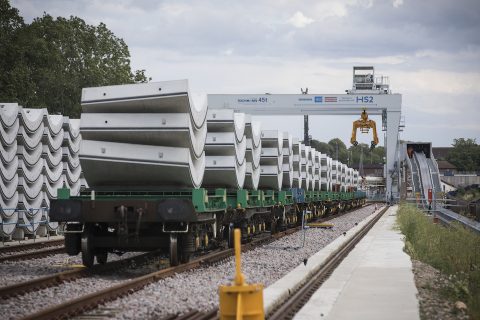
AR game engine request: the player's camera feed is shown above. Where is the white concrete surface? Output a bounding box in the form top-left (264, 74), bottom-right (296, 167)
top-left (294, 205), bottom-right (420, 320)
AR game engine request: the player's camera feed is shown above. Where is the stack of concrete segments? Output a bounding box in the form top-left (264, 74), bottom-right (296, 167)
top-left (292, 138), bottom-right (303, 189)
top-left (281, 132), bottom-right (293, 189)
top-left (319, 154), bottom-right (330, 191)
top-left (327, 156), bottom-right (333, 191)
top-left (308, 147), bottom-right (317, 191)
top-left (62, 118), bottom-right (85, 197)
top-left (301, 146), bottom-right (311, 190)
top-left (346, 168), bottom-right (353, 191)
top-left (17, 108), bottom-right (46, 234)
top-left (79, 80), bottom-right (207, 189)
top-left (203, 109), bottom-right (247, 189)
top-left (353, 169), bottom-right (359, 187)
top-left (0, 103), bottom-right (20, 236)
top-left (42, 114), bottom-right (64, 232)
top-left (313, 151), bottom-right (321, 191)
top-left (258, 130), bottom-right (283, 190)
top-left (331, 160), bottom-right (340, 191)
top-left (243, 115), bottom-right (261, 190)
top-left (341, 164), bottom-right (347, 192)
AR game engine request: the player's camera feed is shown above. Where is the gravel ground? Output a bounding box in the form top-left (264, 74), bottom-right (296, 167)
top-left (80, 205), bottom-right (378, 320)
top-left (412, 260), bottom-right (470, 320)
top-left (0, 251), bottom-right (155, 320)
top-left (0, 251), bottom-right (143, 288)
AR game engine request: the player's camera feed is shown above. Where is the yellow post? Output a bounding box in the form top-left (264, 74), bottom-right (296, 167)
top-left (219, 229), bottom-right (264, 320)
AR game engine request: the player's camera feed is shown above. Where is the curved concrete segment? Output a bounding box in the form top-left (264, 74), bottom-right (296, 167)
top-left (80, 140), bottom-right (205, 189)
top-left (203, 156), bottom-right (246, 189)
top-left (81, 79), bottom-right (207, 130)
top-left (1, 105), bottom-right (83, 236)
top-left (205, 132), bottom-right (246, 164)
top-left (80, 80), bottom-right (207, 190)
top-left (206, 110), bottom-right (245, 142)
top-left (1, 141), bottom-right (17, 164)
top-left (80, 112), bottom-right (207, 159)
top-left (293, 139), bottom-right (303, 189)
top-left (1, 103), bottom-right (21, 234)
top-left (282, 133), bottom-right (294, 189)
top-left (259, 130), bottom-right (283, 190)
top-left (0, 103), bottom-right (20, 127)
top-left (313, 151), bottom-right (321, 190)
top-left (44, 115), bottom-right (64, 136)
top-left (244, 162), bottom-right (260, 190)
top-left (0, 104), bottom-right (19, 145)
top-left (246, 138), bottom-right (261, 169)
top-left (20, 108), bottom-right (46, 134)
top-left (302, 146), bottom-right (311, 191)
top-left (245, 115), bottom-right (261, 149)
top-left (203, 110), bottom-right (247, 189)
top-left (307, 147), bottom-right (315, 191)
top-left (0, 211), bottom-right (18, 236)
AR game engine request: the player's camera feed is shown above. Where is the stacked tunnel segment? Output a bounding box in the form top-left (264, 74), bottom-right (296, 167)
top-left (79, 80), bottom-right (207, 190)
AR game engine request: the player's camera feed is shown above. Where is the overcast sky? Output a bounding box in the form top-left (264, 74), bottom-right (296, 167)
top-left (12, 0), bottom-right (480, 147)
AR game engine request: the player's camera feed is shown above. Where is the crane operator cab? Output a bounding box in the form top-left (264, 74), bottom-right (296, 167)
top-left (350, 108), bottom-right (379, 150)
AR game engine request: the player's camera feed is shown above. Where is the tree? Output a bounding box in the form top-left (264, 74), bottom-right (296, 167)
top-left (309, 137), bottom-right (385, 166)
top-left (0, 0), bottom-right (149, 117)
top-left (310, 140), bottom-right (333, 157)
top-left (328, 138), bottom-right (348, 162)
top-left (447, 138), bottom-right (480, 172)
top-left (0, 0), bottom-right (25, 100)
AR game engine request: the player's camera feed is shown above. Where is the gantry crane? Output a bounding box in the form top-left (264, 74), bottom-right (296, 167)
top-left (350, 108), bottom-right (379, 149)
top-left (207, 66), bottom-right (403, 201)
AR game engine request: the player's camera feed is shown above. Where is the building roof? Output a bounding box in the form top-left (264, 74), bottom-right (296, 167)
top-left (437, 160), bottom-right (457, 170)
top-left (432, 147), bottom-right (453, 160)
top-left (351, 164), bottom-right (383, 170)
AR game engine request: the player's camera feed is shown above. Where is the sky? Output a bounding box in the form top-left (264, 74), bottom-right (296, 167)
top-left (11, 0), bottom-right (480, 147)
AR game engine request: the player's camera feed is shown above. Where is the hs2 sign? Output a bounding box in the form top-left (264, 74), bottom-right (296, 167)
top-left (356, 96), bottom-right (374, 103)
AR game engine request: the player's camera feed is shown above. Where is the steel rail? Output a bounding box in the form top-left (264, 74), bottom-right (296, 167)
top-left (0, 239), bottom-right (64, 255)
top-left (0, 246), bottom-right (66, 263)
top-left (0, 251), bottom-right (163, 299)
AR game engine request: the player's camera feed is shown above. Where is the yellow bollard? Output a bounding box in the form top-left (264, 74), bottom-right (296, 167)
top-left (219, 229), bottom-right (264, 320)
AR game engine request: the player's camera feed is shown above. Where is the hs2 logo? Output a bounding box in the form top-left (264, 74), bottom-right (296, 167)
top-left (356, 96), bottom-right (374, 103)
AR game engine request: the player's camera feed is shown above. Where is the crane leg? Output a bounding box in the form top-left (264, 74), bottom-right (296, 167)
top-left (350, 122), bottom-right (359, 146)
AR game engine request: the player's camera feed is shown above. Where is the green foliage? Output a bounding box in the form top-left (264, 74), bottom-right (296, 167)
top-left (447, 138), bottom-right (480, 171)
top-left (0, 0), bottom-right (149, 117)
top-left (310, 140), bottom-right (333, 156)
top-left (310, 138), bottom-right (385, 166)
top-left (397, 203), bottom-right (480, 317)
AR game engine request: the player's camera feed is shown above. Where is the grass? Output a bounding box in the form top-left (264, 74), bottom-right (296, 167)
top-left (397, 203), bottom-right (480, 318)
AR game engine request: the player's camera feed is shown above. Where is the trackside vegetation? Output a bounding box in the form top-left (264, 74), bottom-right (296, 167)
top-left (397, 203), bottom-right (480, 318)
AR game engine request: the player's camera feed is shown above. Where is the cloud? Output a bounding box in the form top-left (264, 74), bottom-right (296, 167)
top-left (393, 0), bottom-right (404, 8)
top-left (8, 0), bottom-right (480, 146)
top-left (287, 11), bottom-right (314, 28)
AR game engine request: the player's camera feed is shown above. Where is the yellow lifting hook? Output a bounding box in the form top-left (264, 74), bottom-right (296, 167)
top-left (219, 229), bottom-right (264, 320)
top-left (350, 108), bottom-right (379, 149)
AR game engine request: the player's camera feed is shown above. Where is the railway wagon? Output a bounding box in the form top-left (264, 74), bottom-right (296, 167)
top-left (49, 187), bottom-right (366, 267)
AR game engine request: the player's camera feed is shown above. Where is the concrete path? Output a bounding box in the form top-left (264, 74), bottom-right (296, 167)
top-left (294, 205), bottom-right (420, 320)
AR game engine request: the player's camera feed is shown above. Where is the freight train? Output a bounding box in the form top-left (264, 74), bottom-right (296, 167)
top-left (48, 80), bottom-right (366, 267)
top-left (50, 187), bottom-right (366, 267)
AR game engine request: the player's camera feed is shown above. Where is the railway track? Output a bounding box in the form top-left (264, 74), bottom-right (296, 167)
top-left (0, 238), bottom-right (65, 264)
top-left (17, 224), bottom-right (302, 320)
top-left (0, 250), bottom-right (166, 299)
top-left (0, 238), bottom-right (64, 254)
top-left (14, 204), bottom-right (371, 320)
